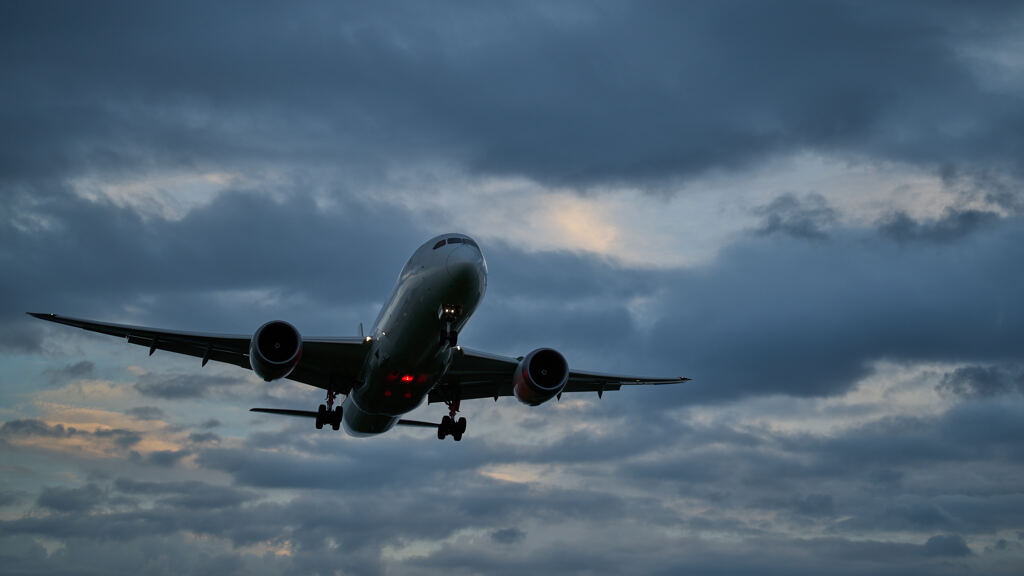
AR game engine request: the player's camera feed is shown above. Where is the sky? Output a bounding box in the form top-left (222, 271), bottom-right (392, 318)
top-left (2, 1), bottom-right (1024, 574)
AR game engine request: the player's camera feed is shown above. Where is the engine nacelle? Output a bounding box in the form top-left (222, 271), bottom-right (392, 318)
top-left (513, 348), bottom-right (569, 406)
top-left (249, 320), bottom-right (303, 382)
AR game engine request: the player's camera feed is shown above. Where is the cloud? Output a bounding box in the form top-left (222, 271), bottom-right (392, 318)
top-left (878, 209), bottom-right (1001, 244)
top-left (144, 450), bottom-right (191, 468)
top-left (490, 527), bottom-right (526, 544)
top-left (924, 534), bottom-right (972, 557)
top-left (3, 2), bottom-right (1023, 190)
top-left (36, 484), bottom-right (105, 513)
top-left (4, 187), bottom-right (428, 353)
top-left (113, 478), bottom-right (255, 510)
top-left (133, 372), bottom-right (240, 400)
top-left (939, 364), bottom-right (1024, 398)
top-left (0, 491), bottom-right (22, 508)
top-left (125, 406), bottom-right (166, 420)
top-left (644, 216), bottom-right (1024, 402)
top-left (3, 3), bottom-right (1024, 575)
top-left (41, 360), bottom-right (95, 386)
top-left (756, 194), bottom-right (837, 240)
top-left (1, 418), bottom-right (142, 454)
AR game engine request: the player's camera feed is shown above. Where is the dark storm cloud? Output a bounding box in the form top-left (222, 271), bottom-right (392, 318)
top-left (644, 216), bottom-right (1024, 402)
top-left (42, 360), bottom-right (95, 385)
top-left (114, 479), bottom-right (255, 510)
top-left (939, 364), bottom-right (1024, 398)
top-left (187, 431), bottom-right (220, 444)
top-left (2, 1), bottom-right (1023, 189)
top-left (36, 484), bottom-right (105, 513)
top-left (3, 2), bottom-right (1024, 573)
top-left (4, 187), bottom-right (426, 352)
top-left (144, 450), bottom-right (191, 468)
top-left (0, 419), bottom-right (141, 450)
top-left (878, 208), bottom-right (1001, 244)
top-left (756, 194), bottom-right (837, 240)
top-left (3, 391), bottom-right (1023, 575)
top-left (8, 182), bottom-right (1024, 410)
top-left (924, 534), bottom-right (973, 557)
top-left (125, 406), bottom-right (166, 420)
top-left (133, 372), bottom-right (240, 400)
top-left (490, 527), bottom-right (526, 544)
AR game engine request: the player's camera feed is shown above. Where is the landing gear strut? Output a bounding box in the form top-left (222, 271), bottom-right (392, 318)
top-left (437, 398), bottom-right (466, 441)
top-left (439, 305), bottom-right (459, 348)
top-left (315, 389), bottom-right (342, 431)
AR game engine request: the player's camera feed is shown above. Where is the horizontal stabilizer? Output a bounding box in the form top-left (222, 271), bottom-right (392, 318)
top-left (250, 408), bottom-right (318, 418)
top-left (251, 408), bottom-right (440, 429)
top-left (395, 419), bottom-right (439, 429)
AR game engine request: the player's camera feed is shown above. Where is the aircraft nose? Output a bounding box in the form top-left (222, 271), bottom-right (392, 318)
top-left (446, 245), bottom-right (486, 286)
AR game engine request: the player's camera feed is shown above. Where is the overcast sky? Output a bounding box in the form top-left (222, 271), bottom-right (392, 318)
top-left (3, 1), bottom-right (1024, 574)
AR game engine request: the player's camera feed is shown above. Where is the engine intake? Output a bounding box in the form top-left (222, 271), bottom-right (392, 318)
top-left (250, 320), bottom-right (303, 381)
top-left (513, 348), bottom-right (569, 406)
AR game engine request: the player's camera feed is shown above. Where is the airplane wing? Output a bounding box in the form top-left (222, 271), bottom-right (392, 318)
top-left (27, 313), bottom-right (369, 392)
top-left (430, 347), bottom-right (689, 403)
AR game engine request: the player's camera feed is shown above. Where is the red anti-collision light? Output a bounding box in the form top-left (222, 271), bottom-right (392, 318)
top-left (401, 374), bottom-right (414, 383)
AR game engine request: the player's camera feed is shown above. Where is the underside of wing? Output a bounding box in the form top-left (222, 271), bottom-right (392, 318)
top-left (28, 313), bottom-right (370, 392)
top-left (432, 347), bottom-right (689, 403)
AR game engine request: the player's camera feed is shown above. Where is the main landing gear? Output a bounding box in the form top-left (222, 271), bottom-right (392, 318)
top-left (437, 399), bottom-right (466, 441)
top-left (439, 305), bottom-right (460, 348)
top-left (315, 389), bottom-right (342, 431)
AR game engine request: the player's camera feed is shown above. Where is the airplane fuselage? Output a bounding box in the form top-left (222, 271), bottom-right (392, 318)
top-left (342, 234), bottom-right (487, 435)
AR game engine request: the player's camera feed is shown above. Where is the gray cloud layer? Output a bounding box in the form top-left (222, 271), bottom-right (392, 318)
top-left (3, 2), bottom-right (1024, 574)
top-left (3, 1), bottom-right (1023, 188)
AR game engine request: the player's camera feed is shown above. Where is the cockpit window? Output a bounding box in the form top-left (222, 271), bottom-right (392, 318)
top-left (448, 237), bottom-right (463, 244)
top-left (433, 239), bottom-right (446, 250)
top-left (464, 238), bottom-right (478, 249)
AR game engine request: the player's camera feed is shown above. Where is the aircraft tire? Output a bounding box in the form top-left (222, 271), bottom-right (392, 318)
top-left (439, 415), bottom-right (453, 440)
top-left (315, 404), bottom-right (327, 430)
top-left (331, 406), bottom-right (342, 431)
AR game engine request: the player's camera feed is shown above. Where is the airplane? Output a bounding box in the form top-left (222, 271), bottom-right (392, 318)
top-left (29, 233), bottom-right (689, 441)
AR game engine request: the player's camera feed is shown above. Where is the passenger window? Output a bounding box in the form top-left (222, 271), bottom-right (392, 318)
top-left (433, 240), bottom-right (447, 250)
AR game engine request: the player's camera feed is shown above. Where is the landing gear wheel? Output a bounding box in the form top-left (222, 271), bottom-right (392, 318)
top-left (331, 406), bottom-right (343, 431)
top-left (438, 409), bottom-right (450, 436)
top-left (452, 417), bottom-right (466, 441)
top-left (436, 413), bottom-right (467, 441)
top-left (315, 404), bottom-right (327, 430)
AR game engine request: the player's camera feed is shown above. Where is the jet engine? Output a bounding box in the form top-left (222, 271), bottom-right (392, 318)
top-left (513, 348), bottom-right (569, 406)
top-left (249, 320), bottom-right (303, 381)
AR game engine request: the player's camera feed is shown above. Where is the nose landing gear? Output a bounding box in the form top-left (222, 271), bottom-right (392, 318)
top-left (439, 305), bottom-right (460, 348)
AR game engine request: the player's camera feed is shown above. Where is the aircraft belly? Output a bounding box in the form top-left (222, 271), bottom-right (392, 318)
top-left (346, 241), bottom-right (484, 432)
top-left (342, 394), bottom-right (399, 437)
